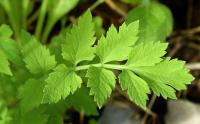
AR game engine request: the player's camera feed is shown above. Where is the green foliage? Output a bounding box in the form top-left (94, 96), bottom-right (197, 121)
top-left (19, 79), bottom-right (45, 112)
top-left (0, 0), bottom-right (33, 38)
top-left (0, 8), bottom-right (194, 124)
top-left (0, 101), bottom-right (12, 124)
top-left (43, 64), bottom-right (82, 103)
top-left (96, 21), bottom-right (139, 63)
top-left (87, 67), bottom-right (116, 107)
top-left (66, 86), bottom-right (98, 116)
top-left (36, 0), bottom-right (79, 41)
top-left (0, 49), bottom-right (12, 75)
top-left (62, 10), bottom-right (95, 65)
top-left (126, 1), bottom-right (173, 43)
top-left (119, 70), bottom-right (150, 108)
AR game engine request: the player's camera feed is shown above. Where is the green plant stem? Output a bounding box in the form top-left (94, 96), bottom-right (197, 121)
top-left (27, 9), bottom-right (40, 26)
top-left (75, 63), bottom-right (127, 71)
top-left (35, 0), bottom-right (48, 40)
top-left (42, 18), bottom-right (55, 42)
top-left (90, 0), bottom-right (104, 10)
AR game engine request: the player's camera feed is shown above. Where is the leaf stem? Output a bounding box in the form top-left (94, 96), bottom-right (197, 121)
top-left (35, 0), bottom-right (48, 40)
top-left (75, 63), bottom-right (127, 71)
top-left (90, 0), bottom-right (104, 10)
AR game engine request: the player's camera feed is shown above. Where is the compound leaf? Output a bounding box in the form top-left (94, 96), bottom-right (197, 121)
top-left (96, 21), bottom-right (139, 63)
top-left (86, 66), bottom-right (116, 108)
top-left (43, 64), bottom-right (82, 103)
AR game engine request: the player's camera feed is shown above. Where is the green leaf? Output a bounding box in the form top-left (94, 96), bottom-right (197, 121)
top-left (133, 58), bottom-right (194, 99)
top-left (48, 0), bottom-right (79, 23)
top-left (126, 42), bottom-right (168, 68)
top-left (22, 36), bottom-right (56, 74)
top-left (43, 64), bottom-right (82, 103)
top-left (125, 2), bottom-right (173, 43)
top-left (0, 101), bottom-right (12, 124)
top-left (13, 108), bottom-right (49, 124)
top-left (86, 66), bottom-right (116, 107)
top-left (0, 25), bottom-right (23, 67)
top-left (19, 79), bottom-right (45, 113)
top-left (0, 24), bottom-right (13, 37)
top-left (66, 86), bottom-right (98, 116)
top-left (62, 10), bottom-right (95, 65)
top-left (93, 16), bottom-right (105, 38)
top-left (0, 49), bottom-right (12, 75)
top-left (119, 70), bottom-right (150, 108)
top-left (0, 0), bottom-right (23, 38)
top-left (96, 21), bottom-right (139, 63)
top-left (0, 38), bottom-right (23, 67)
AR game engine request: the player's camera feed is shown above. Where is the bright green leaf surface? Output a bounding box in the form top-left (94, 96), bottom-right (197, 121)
top-left (96, 21), bottom-right (139, 63)
top-left (133, 58), bottom-right (194, 99)
top-left (0, 24), bottom-right (13, 37)
top-left (43, 64), bottom-right (82, 103)
top-left (22, 38), bottom-right (56, 74)
top-left (119, 70), bottom-right (150, 108)
top-left (126, 42), bottom-right (167, 68)
top-left (87, 66), bottom-right (116, 107)
top-left (0, 38), bottom-right (23, 67)
top-left (62, 10), bottom-right (95, 65)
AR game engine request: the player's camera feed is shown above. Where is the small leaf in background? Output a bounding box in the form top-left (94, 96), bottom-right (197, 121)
top-left (0, 39), bottom-right (23, 67)
top-left (125, 2), bottom-right (173, 43)
top-left (0, 24), bottom-right (13, 37)
top-left (93, 16), bottom-right (105, 38)
top-left (19, 79), bottom-right (45, 113)
top-left (49, 35), bottom-right (65, 63)
top-left (0, 49), bottom-right (12, 76)
top-left (0, 101), bottom-right (12, 124)
top-left (21, 36), bottom-right (56, 74)
top-left (86, 67), bottom-right (116, 108)
top-left (0, 25), bottom-right (23, 67)
top-left (13, 108), bottom-right (49, 124)
top-left (66, 86), bottom-right (98, 116)
top-left (96, 21), bottom-right (139, 63)
top-left (43, 64), bottom-right (82, 103)
top-left (62, 10), bottom-right (95, 65)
